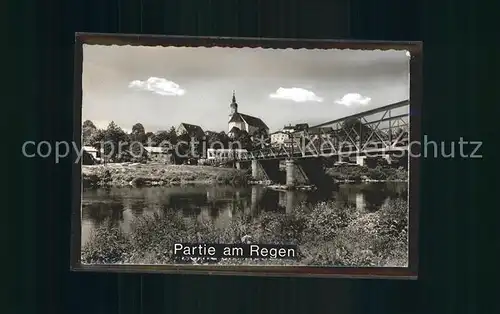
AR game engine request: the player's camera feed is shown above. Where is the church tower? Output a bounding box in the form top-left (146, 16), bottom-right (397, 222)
top-left (229, 90), bottom-right (238, 117)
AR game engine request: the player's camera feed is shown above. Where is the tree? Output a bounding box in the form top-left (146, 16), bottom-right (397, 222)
top-left (82, 120), bottom-right (97, 145)
top-left (206, 131), bottom-right (229, 149)
top-left (173, 132), bottom-right (192, 164)
top-left (152, 128), bottom-right (177, 148)
top-left (144, 132), bottom-right (155, 143)
top-left (102, 121), bottom-right (129, 162)
top-left (129, 141), bottom-right (148, 163)
top-left (167, 126), bottom-right (178, 144)
top-left (130, 123), bottom-right (147, 144)
top-left (218, 131), bottom-right (229, 149)
top-left (231, 129), bottom-right (252, 150)
top-left (89, 129), bottom-right (105, 149)
top-left (251, 128), bottom-right (269, 149)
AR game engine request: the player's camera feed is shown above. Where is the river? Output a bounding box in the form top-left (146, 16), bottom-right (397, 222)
top-left (81, 182), bottom-right (407, 246)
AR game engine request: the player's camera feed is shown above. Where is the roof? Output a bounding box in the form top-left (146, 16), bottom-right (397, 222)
top-left (228, 113), bottom-right (244, 123)
top-left (269, 130), bottom-right (287, 135)
top-left (295, 123), bottom-right (309, 130)
top-left (228, 126), bottom-right (240, 134)
top-left (178, 123), bottom-right (204, 137)
top-left (207, 148), bottom-right (247, 153)
top-left (229, 113), bottom-right (268, 130)
top-left (308, 126), bottom-right (334, 134)
top-left (143, 147), bottom-right (168, 154)
top-left (82, 146), bottom-right (98, 152)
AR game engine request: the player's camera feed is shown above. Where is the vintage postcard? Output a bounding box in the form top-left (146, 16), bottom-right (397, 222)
top-left (72, 34), bottom-right (421, 278)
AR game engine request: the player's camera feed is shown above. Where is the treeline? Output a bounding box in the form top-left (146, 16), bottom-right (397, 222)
top-left (82, 120), bottom-right (267, 163)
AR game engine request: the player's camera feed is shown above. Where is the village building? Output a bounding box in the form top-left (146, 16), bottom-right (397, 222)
top-left (282, 124), bottom-right (295, 133)
top-left (206, 148), bottom-right (248, 161)
top-left (227, 91), bottom-right (269, 138)
top-left (269, 123), bottom-right (310, 147)
top-left (270, 131), bottom-right (289, 146)
top-left (82, 146), bottom-right (100, 159)
top-left (143, 146), bottom-right (172, 163)
top-left (176, 123), bottom-right (205, 138)
top-left (82, 146), bottom-right (101, 165)
top-left (204, 130), bottom-right (219, 138)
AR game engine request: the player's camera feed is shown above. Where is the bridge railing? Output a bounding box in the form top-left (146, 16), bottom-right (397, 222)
top-left (238, 100), bottom-right (410, 161)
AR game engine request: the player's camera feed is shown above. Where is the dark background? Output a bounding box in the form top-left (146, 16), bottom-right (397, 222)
top-left (5, 0), bottom-right (493, 313)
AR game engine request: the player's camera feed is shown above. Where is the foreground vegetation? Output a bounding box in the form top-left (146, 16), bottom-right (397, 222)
top-left (82, 199), bottom-right (408, 267)
top-left (82, 163), bottom-right (250, 188)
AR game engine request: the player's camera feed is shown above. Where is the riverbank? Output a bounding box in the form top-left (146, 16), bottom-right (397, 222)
top-left (82, 163), bottom-right (250, 188)
top-left (82, 162), bottom-right (407, 188)
top-left (81, 199), bottom-right (408, 267)
top-left (325, 164), bottom-right (408, 183)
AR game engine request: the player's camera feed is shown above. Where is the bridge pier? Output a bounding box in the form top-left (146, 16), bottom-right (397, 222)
top-left (235, 160), bottom-right (251, 170)
top-left (251, 159), bottom-right (280, 182)
top-left (285, 159), bottom-right (310, 187)
top-left (285, 159), bottom-right (296, 187)
top-left (251, 160), bottom-right (259, 179)
top-left (286, 157), bottom-right (332, 188)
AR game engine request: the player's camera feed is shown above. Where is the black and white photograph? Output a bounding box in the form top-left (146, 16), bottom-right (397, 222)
top-left (75, 36), bottom-right (417, 273)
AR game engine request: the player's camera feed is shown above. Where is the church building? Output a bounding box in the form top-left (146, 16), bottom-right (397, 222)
top-left (227, 91), bottom-right (269, 138)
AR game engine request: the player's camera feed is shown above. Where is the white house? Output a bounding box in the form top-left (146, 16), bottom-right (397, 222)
top-left (82, 146), bottom-right (100, 159)
top-left (270, 131), bottom-right (289, 146)
top-left (206, 148), bottom-right (248, 160)
top-left (269, 123), bottom-right (309, 147)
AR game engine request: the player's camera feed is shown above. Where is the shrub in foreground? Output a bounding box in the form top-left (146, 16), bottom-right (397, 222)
top-left (81, 222), bottom-right (132, 264)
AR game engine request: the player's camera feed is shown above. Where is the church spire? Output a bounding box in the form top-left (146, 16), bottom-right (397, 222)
top-left (229, 90), bottom-right (238, 115)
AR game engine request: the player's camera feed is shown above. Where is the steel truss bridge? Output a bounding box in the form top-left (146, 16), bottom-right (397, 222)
top-left (238, 100), bottom-right (410, 161)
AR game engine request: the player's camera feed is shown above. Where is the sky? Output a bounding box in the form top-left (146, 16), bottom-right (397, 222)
top-left (82, 44), bottom-right (410, 134)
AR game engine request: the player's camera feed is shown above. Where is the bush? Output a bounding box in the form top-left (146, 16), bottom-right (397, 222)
top-left (325, 164), bottom-right (407, 181)
top-left (81, 222), bottom-right (132, 264)
top-left (367, 167), bottom-right (388, 180)
top-left (304, 202), bottom-right (356, 241)
top-left (128, 211), bottom-right (190, 262)
top-left (374, 199), bottom-right (408, 245)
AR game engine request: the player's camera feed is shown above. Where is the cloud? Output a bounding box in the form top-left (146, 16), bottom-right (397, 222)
top-left (269, 87), bottom-right (323, 102)
top-left (128, 77), bottom-right (185, 96)
top-left (335, 93), bottom-right (371, 107)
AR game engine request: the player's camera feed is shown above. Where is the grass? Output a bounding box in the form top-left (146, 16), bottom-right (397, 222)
top-left (82, 199), bottom-right (408, 267)
top-left (82, 163), bottom-right (250, 188)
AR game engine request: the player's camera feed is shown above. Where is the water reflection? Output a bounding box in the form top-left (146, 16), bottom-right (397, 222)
top-left (81, 182), bottom-right (407, 245)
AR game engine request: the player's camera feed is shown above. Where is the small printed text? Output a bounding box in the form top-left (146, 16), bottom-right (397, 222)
top-left (172, 243), bottom-right (297, 259)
